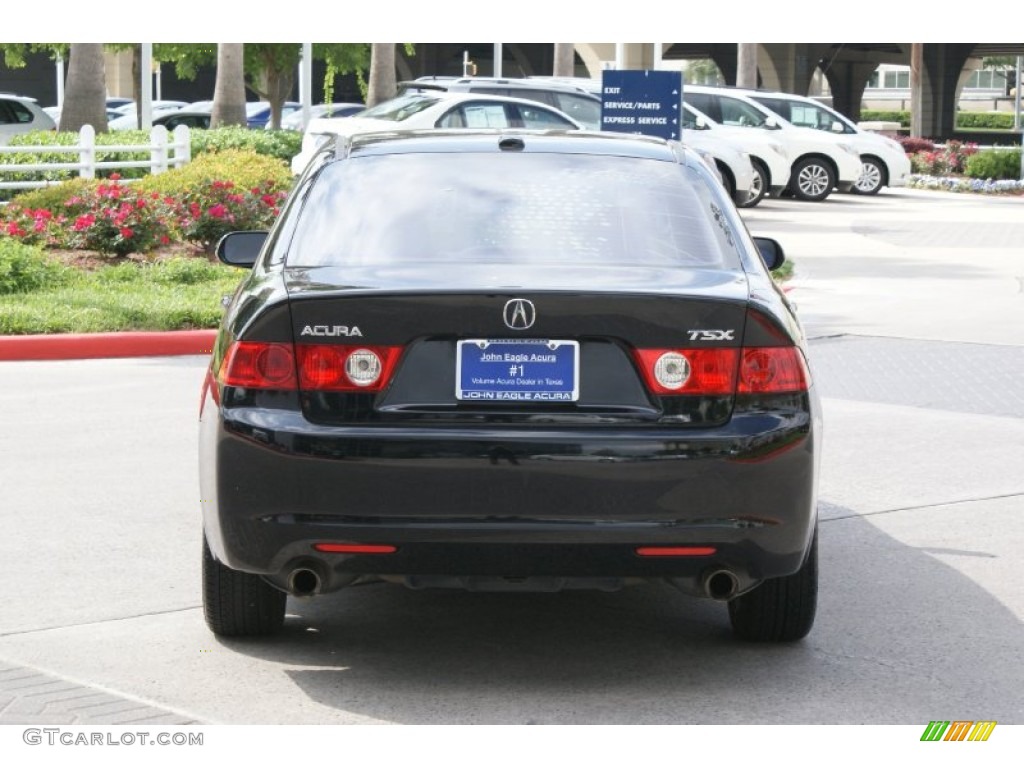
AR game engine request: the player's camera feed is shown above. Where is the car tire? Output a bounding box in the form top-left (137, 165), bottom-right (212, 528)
top-left (852, 157), bottom-right (886, 195)
top-left (203, 533), bottom-right (286, 637)
top-left (716, 163), bottom-right (736, 200)
top-left (739, 159), bottom-right (769, 208)
top-left (727, 526), bottom-right (818, 642)
top-left (790, 158), bottom-right (835, 202)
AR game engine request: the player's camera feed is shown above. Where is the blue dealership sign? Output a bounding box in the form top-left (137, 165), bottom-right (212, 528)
top-left (600, 70), bottom-right (682, 140)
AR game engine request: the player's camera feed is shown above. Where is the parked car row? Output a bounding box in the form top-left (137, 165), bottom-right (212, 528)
top-left (308, 76), bottom-right (909, 204)
top-left (7, 76), bottom-right (911, 207)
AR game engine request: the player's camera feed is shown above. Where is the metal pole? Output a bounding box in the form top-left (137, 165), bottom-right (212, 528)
top-left (1018, 55), bottom-right (1024, 180)
top-left (653, 43), bottom-right (663, 71)
top-left (140, 43), bottom-right (153, 129)
top-left (1014, 55), bottom-right (1021, 132)
top-left (615, 43), bottom-right (625, 71)
top-left (494, 43), bottom-right (502, 78)
top-left (56, 55), bottom-right (64, 107)
top-left (301, 42), bottom-right (312, 131)
top-left (155, 62), bottom-right (162, 101)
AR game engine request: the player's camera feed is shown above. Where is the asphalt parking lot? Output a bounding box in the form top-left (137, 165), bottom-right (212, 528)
top-left (0, 187), bottom-right (1021, 727)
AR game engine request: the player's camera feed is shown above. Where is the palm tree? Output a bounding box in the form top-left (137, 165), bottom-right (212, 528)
top-left (211, 43), bottom-right (247, 128)
top-left (366, 43), bottom-right (396, 108)
top-left (59, 43), bottom-right (108, 133)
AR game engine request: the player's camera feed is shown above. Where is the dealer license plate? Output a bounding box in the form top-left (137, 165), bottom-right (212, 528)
top-left (456, 339), bottom-right (579, 402)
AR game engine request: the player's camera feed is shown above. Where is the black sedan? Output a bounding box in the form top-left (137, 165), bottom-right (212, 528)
top-left (200, 129), bottom-right (820, 642)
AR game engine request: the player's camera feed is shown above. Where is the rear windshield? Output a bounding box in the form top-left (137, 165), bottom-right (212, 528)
top-left (287, 152), bottom-right (741, 270)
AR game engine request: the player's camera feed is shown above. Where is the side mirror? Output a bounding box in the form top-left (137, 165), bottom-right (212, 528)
top-left (830, 120), bottom-right (845, 133)
top-left (216, 231), bottom-right (269, 268)
top-left (764, 117), bottom-right (780, 130)
top-left (695, 116), bottom-right (708, 130)
top-left (753, 237), bottom-right (785, 271)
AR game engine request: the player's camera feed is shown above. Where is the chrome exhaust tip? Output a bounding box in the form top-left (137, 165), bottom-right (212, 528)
top-left (288, 567), bottom-right (322, 597)
top-left (703, 569), bottom-right (739, 601)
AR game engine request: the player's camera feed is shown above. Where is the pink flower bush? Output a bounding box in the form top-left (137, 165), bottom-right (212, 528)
top-left (1, 176), bottom-right (289, 258)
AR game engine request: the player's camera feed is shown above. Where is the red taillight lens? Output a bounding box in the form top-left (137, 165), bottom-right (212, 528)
top-left (313, 543), bottom-right (397, 554)
top-left (635, 546), bottom-right (717, 557)
top-left (296, 344), bottom-right (403, 392)
top-left (635, 346), bottom-right (809, 396)
top-left (633, 348), bottom-right (739, 395)
top-left (738, 347), bottom-right (810, 394)
top-left (219, 341), bottom-right (297, 389)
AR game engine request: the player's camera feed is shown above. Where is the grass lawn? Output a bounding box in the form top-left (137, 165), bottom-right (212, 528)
top-left (0, 255), bottom-right (243, 335)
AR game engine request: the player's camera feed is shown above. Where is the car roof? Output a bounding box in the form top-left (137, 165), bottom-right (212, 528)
top-left (305, 91), bottom-right (586, 135)
top-left (401, 77), bottom-right (601, 100)
top-left (0, 93), bottom-right (39, 103)
top-left (326, 129), bottom-right (684, 163)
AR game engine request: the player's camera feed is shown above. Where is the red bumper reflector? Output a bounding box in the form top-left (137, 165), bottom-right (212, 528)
top-left (635, 546), bottom-right (717, 557)
top-left (313, 543), bottom-right (397, 554)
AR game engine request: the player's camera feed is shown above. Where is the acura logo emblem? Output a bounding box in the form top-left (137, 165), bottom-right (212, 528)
top-left (503, 299), bottom-right (536, 330)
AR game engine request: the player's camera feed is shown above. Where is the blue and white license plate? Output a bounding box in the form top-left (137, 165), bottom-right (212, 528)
top-left (456, 339), bottom-right (579, 402)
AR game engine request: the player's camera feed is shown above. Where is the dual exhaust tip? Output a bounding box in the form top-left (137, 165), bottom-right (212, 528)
top-left (288, 564), bottom-right (739, 601)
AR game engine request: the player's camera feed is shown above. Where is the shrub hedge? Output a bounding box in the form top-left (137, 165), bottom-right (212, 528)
top-left (964, 148), bottom-right (1022, 179)
top-left (860, 110), bottom-right (1017, 131)
top-left (136, 149), bottom-right (292, 198)
top-left (0, 240), bottom-right (70, 295)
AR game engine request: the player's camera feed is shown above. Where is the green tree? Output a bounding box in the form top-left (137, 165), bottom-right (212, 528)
top-left (684, 59), bottom-right (723, 86)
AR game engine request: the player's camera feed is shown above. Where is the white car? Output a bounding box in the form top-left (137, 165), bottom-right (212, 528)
top-left (740, 89), bottom-right (912, 195)
top-left (683, 103), bottom-right (791, 206)
top-left (292, 91), bottom-right (584, 174)
top-left (0, 93), bottom-right (56, 144)
top-left (684, 85), bottom-right (864, 202)
top-left (107, 101), bottom-right (188, 130)
top-left (275, 103), bottom-right (366, 131)
top-left (680, 128), bottom-right (755, 207)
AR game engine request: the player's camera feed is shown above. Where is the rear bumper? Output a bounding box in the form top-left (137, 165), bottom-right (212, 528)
top-left (200, 395), bottom-right (819, 588)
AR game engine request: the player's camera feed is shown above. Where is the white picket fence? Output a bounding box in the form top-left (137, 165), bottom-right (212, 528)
top-left (0, 125), bottom-right (191, 193)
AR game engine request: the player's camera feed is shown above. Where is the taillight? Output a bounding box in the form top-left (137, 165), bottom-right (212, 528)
top-left (633, 348), bottom-right (739, 395)
top-left (634, 346), bottom-right (809, 396)
top-left (217, 341), bottom-right (405, 393)
top-left (738, 347), bottom-right (810, 394)
top-left (219, 341), bottom-right (297, 389)
top-left (296, 344), bottom-right (403, 392)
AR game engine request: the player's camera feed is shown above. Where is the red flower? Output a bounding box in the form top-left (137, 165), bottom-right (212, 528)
top-left (119, 227), bottom-right (134, 239)
top-left (207, 204), bottom-right (228, 219)
top-left (160, 235), bottom-right (170, 245)
top-left (73, 214), bottom-right (96, 231)
top-left (109, 172), bottom-right (121, 181)
top-left (261, 194), bottom-right (277, 207)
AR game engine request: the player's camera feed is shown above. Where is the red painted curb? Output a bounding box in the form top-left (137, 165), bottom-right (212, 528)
top-left (0, 330), bottom-right (217, 361)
